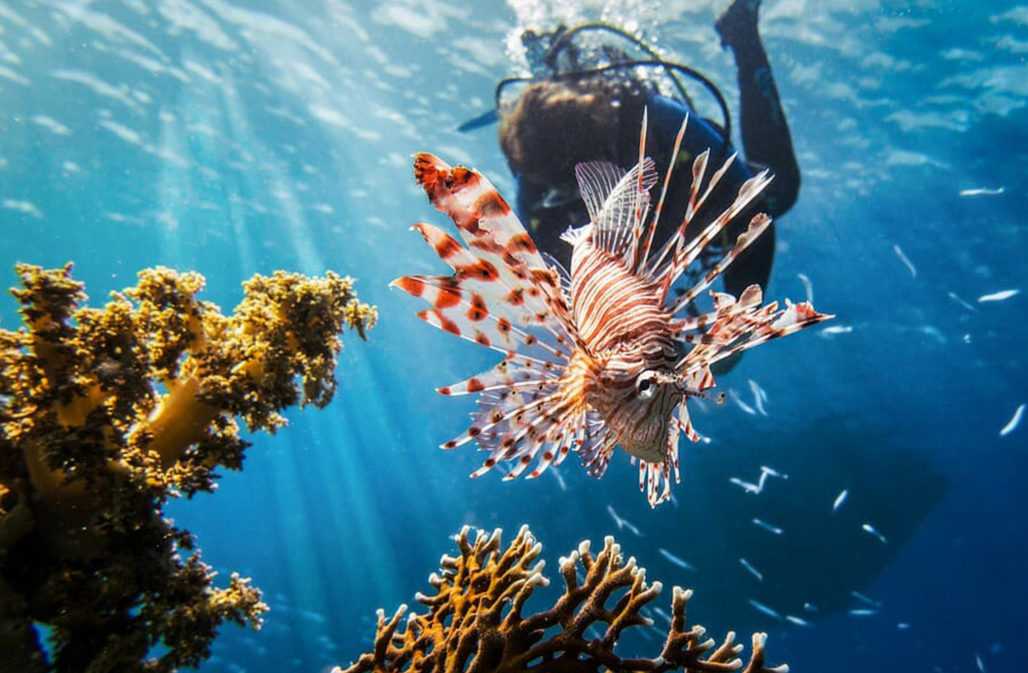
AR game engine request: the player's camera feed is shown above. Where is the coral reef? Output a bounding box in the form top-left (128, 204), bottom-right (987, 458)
top-left (337, 525), bottom-right (787, 673)
top-left (0, 263), bottom-right (376, 673)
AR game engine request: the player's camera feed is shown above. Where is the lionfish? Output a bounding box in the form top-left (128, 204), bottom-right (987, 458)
top-left (393, 113), bottom-right (832, 507)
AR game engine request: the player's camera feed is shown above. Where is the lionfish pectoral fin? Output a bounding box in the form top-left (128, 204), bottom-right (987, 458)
top-left (577, 419), bottom-right (616, 479)
top-left (408, 153), bottom-right (574, 339)
top-left (677, 292), bottom-right (833, 377)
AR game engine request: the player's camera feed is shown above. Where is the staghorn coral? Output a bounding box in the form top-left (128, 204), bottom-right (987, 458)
top-left (337, 526), bottom-right (787, 673)
top-left (0, 263), bottom-right (376, 673)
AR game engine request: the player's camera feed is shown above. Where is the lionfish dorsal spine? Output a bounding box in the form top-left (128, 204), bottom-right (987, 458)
top-left (635, 113), bottom-right (689, 274)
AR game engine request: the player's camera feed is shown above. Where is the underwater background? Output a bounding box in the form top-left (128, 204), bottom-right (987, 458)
top-left (1, 0), bottom-right (1026, 671)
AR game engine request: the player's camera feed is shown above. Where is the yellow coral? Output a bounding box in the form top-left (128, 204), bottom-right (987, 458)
top-left (337, 526), bottom-right (787, 673)
top-left (0, 262), bottom-right (375, 672)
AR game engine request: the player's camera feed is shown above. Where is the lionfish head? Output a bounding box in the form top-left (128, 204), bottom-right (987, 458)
top-left (591, 355), bottom-right (684, 465)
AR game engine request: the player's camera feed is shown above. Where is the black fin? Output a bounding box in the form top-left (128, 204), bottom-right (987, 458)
top-left (457, 108), bottom-right (499, 133)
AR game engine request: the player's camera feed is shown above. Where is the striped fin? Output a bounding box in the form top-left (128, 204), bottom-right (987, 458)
top-left (408, 221), bottom-right (479, 270)
top-left (542, 251), bottom-right (571, 296)
top-left (465, 394), bottom-right (580, 481)
top-left (443, 374), bottom-right (584, 484)
top-left (575, 161), bottom-right (623, 226)
top-left (403, 152), bottom-right (599, 488)
top-left (667, 212), bottom-right (774, 315)
top-left (395, 222), bottom-right (566, 344)
top-left (677, 298), bottom-right (778, 368)
top-left (659, 171), bottom-right (773, 302)
top-left (639, 459), bottom-right (674, 508)
top-left (394, 274), bottom-right (569, 358)
top-left (412, 153), bottom-right (571, 335)
top-left (671, 284), bottom-right (764, 335)
top-left (675, 401), bottom-right (701, 443)
top-left (525, 426), bottom-right (571, 478)
top-left (677, 297), bottom-right (833, 374)
top-left (577, 411), bottom-right (616, 478)
top-left (636, 113), bottom-right (689, 272)
top-left (442, 391), bottom-right (557, 450)
top-left (638, 424), bottom-right (681, 508)
top-left (436, 355), bottom-right (561, 397)
top-left (724, 299), bottom-right (834, 359)
top-left (576, 157), bottom-right (658, 259)
top-left (645, 147), bottom-right (713, 277)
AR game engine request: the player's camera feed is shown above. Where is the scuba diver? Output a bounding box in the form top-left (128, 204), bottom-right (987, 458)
top-left (459, 0), bottom-right (799, 302)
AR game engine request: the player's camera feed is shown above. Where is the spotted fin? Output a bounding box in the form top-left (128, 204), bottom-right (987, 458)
top-left (393, 168), bottom-right (575, 357)
top-left (412, 153), bottom-right (570, 334)
top-left (436, 354), bottom-right (561, 397)
top-left (398, 153), bottom-right (592, 486)
top-left (668, 212), bottom-right (774, 314)
top-left (677, 291), bottom-right (833, 374)
top-left (449, 385), bottom-right (582, 482)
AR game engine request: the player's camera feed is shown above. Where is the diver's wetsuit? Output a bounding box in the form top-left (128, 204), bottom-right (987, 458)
top-left (513, 92), bottom-right (777, 298)
top-left (508, 0), bottom-right (799, 299)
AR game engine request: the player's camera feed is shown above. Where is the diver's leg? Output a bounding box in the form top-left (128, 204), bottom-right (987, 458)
top-left (715, 0), bottom-right (799, 217)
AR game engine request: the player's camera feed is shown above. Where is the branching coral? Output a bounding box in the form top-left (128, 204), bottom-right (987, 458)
top-left (0, 263), bottom-right (376, 673)
top-left (337, 526), bottom-right (787, 673)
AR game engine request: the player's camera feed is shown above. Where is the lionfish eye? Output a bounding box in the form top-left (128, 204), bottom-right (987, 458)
top-left (636, 371), bottom-right (658, 400)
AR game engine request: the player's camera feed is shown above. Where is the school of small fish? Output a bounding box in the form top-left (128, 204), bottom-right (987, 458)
top-left (748, 379), bottom-right (769, 416)
top-left (819, 324), bottom-right (853, 339)
top-left (658, 547), bottom-right (695, 571)
top-left (395, 112), bottom-right (831, 506)
top-left (862, 522), bottom-right (888, 544)
top-left (833, 489), bottom-right (848, 512)
top-left (947, 291), bottom-right (977, 312)
top-left (606, 504), bottom-right (643, 537)
top-left (749, 598), bottom-right (781, 620)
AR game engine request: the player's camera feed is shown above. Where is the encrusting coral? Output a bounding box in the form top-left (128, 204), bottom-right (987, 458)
top-left (337, 525), bottom-right (787, 673)
top-left (0, 263), bottom-right (376, 673)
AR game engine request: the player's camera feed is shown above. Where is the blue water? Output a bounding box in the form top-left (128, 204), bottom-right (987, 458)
top-left (2, 1), bottom-right (1026, 672)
